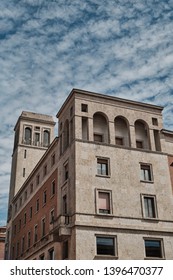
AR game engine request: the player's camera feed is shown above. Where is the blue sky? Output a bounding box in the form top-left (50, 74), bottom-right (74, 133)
top-left (0, 0), bottom-right (173, 226)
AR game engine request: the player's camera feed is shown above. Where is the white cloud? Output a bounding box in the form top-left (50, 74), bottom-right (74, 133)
top-left (0, 0), bottom-right (173, 225)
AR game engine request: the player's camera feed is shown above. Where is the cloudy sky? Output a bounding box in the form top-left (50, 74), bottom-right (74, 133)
top-left (0, 0), bottom-right (173, 226)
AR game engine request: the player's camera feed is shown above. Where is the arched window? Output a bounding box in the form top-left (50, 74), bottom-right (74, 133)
top-left (135, 120), bottom-right (150, 150)
top-left (64, 120), bottom-right (69, 150)
top-left (24, 127), bottom-right (32, 145)
top-left (93, 112), bottom-right (109, 143)
top-left (43, 130), bottom-right (50, 147)
top-left (114, 116), bottom-right (130, 147)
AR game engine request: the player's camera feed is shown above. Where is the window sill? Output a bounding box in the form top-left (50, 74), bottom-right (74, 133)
top-left (142, 217), bottom-right (159, 222)
top-left (144, 257), bottom-right (165, 260)
top-left (94, 255), bottom-right (118, 260)
top-left (140, 180), bottom-right (154, 184)
top-left (96, 175), bottom-right (110, 178)
top-left (95, 213), bottom-right (113, 218)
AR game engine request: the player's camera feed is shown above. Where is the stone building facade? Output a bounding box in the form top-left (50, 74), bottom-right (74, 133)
top-left (0, 227), bottom-right (6, 260)
top-left (6, 89), bottom-right (173, 260)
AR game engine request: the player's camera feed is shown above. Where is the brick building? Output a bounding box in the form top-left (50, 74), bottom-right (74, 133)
top-left (6, 89), bottom-right (173, 259)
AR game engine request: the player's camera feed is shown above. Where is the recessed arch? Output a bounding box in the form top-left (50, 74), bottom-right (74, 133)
top-left (24, 127), bottom-right (32, 145)
top-left (93, 112), bottom-right (109, 143)
top-left (43, 130), bottom-right (50, 147)
top-left (114, 116), bottom-right (130, 147)
top-left (134, 119), bottom-right (150, 150)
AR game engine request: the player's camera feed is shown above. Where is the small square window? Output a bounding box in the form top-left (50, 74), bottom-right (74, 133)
top-left (136, 140), bottom-right (143, 149)
top-left (144, 239), bottom-right (164, 259)
top-left (81, 104), bottom-right (88, 112)
top-left (142, 195), bottom-right (157, 219)
top-left (94, 133), bottom-right (103, 143)
top-left (97, 158), bottom-right (109, 176)
top-left (115, 137), bottom-right (124, 146)
top-left (152, 118), bottom-right (158, 126)
top-left (140, 164), bottom-right (153, 182)
top-left (96, 236), bottom-right (116, 256)
top-left (39, 254), bottom-right (45, 260)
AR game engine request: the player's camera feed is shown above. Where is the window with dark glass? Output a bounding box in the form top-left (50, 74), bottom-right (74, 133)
top-left (49, 248), bottom-right (55, 260)
top-left (41, 218), bottom-right (46, 237)
top-left (28, 231), bottom-right (31, 248)
top-left (34, 225), bottom-right (38, 243)
top-left (50, 209), bottom-right (55, 223)
top-left (51, 180), bottom-right (55, 196)
top-left (144, 239), bottom-right (163, 258)
top-left (24, 212), bottom-right (27, 225)
top-left (62, 241), bottom-right (68, 259)
top-left (96, 236), bottom-right (115, 256)
top-left (36, 199), bottom-right (39, 212)
top-left (43, 190), bottom-right (47, 205)
top-left (29, 206), bottom-right (32, 219)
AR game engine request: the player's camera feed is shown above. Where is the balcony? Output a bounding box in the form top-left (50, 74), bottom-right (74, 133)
top-left (51, 215), bottom-right (71, 242)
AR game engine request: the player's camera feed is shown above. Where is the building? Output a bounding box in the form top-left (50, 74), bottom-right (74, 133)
top-left (0, 227), bottom-right (6, 260)
top-left (6, 88), bottom-right (173, 259)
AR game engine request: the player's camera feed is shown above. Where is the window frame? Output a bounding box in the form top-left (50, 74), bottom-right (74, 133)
top-left (51, 180), bottom-right (56, 197)
top-left (96, 235), bottom-right (117, 258)
top-left (141, 194), bottom-right (158, 219)
top-left (96, 189), bottom-right (113, 215)
top-left (140, 163), bottom-right (153, 182)
top-left (96, 157), bottom-right (110, 177)
top-left (144, 238), bottom-right (164, 259)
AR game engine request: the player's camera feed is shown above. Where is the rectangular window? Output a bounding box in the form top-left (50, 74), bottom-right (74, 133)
top-left (152, 118), bottom-right (158, 126)
top-left (41, 218), bottom-right (46, 237)
top-left (23, 168), bottom-right (25, 177)
top-left (62, 241), bottom-right (68, 259)
top-left (24, 190), bottom-right (27, 201)
top-left (39, 254), bottom-right (45, 260)
top-left (21, 236), bottom-right (25, 254)
top-left (98, 192), bottom-right (111, 214)
top-left (51, 180), bottom-right (55, 196)
top-left (144, 239), bottom-right (164, 259)
top-left (24, 149), bottom-right (27, 158)
top-left (142, 195), bottom-right (157, 219)
top-left (14, 225), bottom-right (16, 236)
top-left (30, 183), bottom-right (33, 193)
top-left (15, 203), bottom-right (17, 214)
top-left (36, 199), bottom-right (39, 212)
top-left (34, 225), bottom-right (38, 243)
top-left (136, 140), bottom-right (143, 149)
top-left (97, 158), bottom-right (109, 176)
top-left (64, 162), bottom-right (69, 181)
top-left (94, 133), bottom-right (103, 143)
top-left (16, 242), bottom-right (19, 257)
top-left (115, 137), bottom-right (124, 146)
top-left (50, 209), bottom-right (55, 223)
top-left (81, 103), bottom-right (88, 112)
top-left (19, 219), bottom-right (21, 231)
top-left (43, 164), bottom-right (47, 176)
top-left (24, 212), bottom-right (27, 225)
top-left (140, 164), bottom-right (152, 182)
top-left (49, 248), bottom-right (55, 260)
top-left (29, 206), bottom-right (33, 219)
top-left (34, 132), bottom-right (40, 146)
top-left (51, 153), bottom-right (55, 166)
top-left (62, 195), bottom-right (67, 215)
top-left (20, 197), bottom-right (22, 207)
top-left (82, 117), bottom-right (89, 140)
top-left (28, 231), bottom-right (31, 248)
top-left (96, 236), bottom-right (116, 256)
top-left (36, 174), bottom-right (40, 185)
top-left (43, 190), bottom-right (47, 205)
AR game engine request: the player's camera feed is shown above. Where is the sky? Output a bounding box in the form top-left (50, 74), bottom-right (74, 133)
top-left (0, 0), bottom-right (173, 226)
